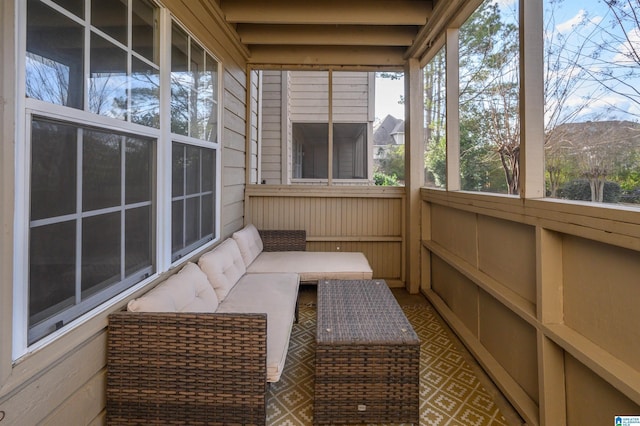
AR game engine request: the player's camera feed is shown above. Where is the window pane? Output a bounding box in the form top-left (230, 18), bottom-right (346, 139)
top-left (190, 43), bottom-right (205, 139)
top-left (459, 0), bottom-right (520, 194)
top-left (293, 123), bottom-right (328, 179)
top-left (544, 1), bottom-right (640, 206)
top-left (172, 143), bottom-right (185, 196)
top-left (424, 48), bottom-right (446, 188)
top-left (205, 54), bottom-right (219, 142)
top-left (132, 0), bottom-right (157, 63)
top-left (31, 119), bottom-right (77, 220)
top-left (185, 146), bottom-right (200, 194)
top-left (125, 206), bottom-right (152, 275)
top-left (83, 130), bottom-right (121, 212)
top-left (125, 136), bottom-right (153, 204)
top-left (171, 200), bottom-right (184, 254)
top-left (171, 23), bottom-right (189, 135)
top-left (91, 0), bottom-right (127, 44)
top-left (89, 33), bottom-right (128, 119)
top-left (201, 194), bottom-right (213, 237)
top-left (131, 57), bottom-right (160, 128)
top-left (202, 148), bottom-right (215, 191)
top-left (185, 197), bottom-right (200, 246)
top-left (82, 212), bottom-right (120, 297)
top-left (332, 123), bottom-right (367, 179)
top-left (373, 72), bottom-right (405, 186)
top-left (29, 221), bottom-right (76, 327)
top-left (26, 0), bottom-right (84, 109)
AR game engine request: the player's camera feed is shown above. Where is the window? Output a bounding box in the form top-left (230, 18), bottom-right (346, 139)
top-left (20, 0), bottom-right (220, 350)
top-left (258, 70), bottom-right (376, 184)
top-left (29, 118), bottom-right (154, 344)
top-left (424, 47), bottom-right (446, 188)
top-left (458, 0), bottom-right (520, 194)
top-left (170, 22), bottom-right (219, 260)
top-left (544, 1), bottom-right (640, 205)
top-left (171, 22), bottom-right (218, 141)
top-left (172, 143), bottom-right (216, 260)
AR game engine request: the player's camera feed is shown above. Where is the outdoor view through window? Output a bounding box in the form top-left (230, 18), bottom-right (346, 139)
top-left (258, 70), bottom-right (405, 185)
top-left (543, 0), bottom-right (640, 205)
top-left (423, 0), bottom-right (640, 207)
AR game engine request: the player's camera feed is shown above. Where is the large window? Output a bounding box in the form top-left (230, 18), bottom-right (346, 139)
top-left (544, 1), bottom-right (640, 205)
top-left (20, 0), bottom-right (220, 350)
top-left (458, 0), bottom-right (520, 194)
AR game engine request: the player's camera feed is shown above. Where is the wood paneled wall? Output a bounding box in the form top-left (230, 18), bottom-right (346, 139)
top-left (245, 185), bottom-right (405, 286)
top-left (421, 188), bottom-right (640, 426)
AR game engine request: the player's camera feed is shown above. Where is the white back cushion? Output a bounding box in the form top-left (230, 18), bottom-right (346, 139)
top-left (198, 238), bottom-right (247, 301)
top-left (232, 224), bottom-right (263, 266)
top-left (127, 262), bottom-right (219, 312)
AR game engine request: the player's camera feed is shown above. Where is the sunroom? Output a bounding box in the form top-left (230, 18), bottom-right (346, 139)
top-left (1, 0), bottom-right (639, 425)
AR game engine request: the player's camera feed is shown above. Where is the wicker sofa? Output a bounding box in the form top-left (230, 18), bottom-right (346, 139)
top-left (107, 225), bottom-right (373, 425)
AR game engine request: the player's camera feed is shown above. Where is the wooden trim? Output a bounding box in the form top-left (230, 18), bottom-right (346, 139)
top-left (445, 29), bottom-right (461, 191)
top-left (246, 184), bottom-right (405, 198)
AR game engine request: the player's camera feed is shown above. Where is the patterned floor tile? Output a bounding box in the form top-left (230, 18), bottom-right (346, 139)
top-left (266, 287), bottom-right (520, 426)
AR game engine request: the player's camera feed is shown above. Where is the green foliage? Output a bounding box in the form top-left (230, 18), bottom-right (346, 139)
top-left (375, 144), bottom-right (405, 181)
top-left (373, 172), bottom-right (399, 186)
top-left (425, 134), bottom-right (446, 187)
top-left (559, 179), bottom-right (621, 203)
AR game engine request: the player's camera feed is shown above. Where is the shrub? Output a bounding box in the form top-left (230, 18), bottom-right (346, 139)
top-left (559, 179), bottom-right (621, 203)
top-left (373, 172), bottom-right (399, 186)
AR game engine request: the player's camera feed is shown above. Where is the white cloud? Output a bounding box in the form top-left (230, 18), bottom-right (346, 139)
top-left (612, 27), bottom-right (640, 63)
top-left (556, 10), bottom-right (603, 34)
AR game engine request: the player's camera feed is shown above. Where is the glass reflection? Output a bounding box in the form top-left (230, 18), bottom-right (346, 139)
top-left (131, 57), bottom-right (160, 128)
top-left (26, 0), bottom-right (84, 108)
top-left (89, 33), bottom-right (128, 119)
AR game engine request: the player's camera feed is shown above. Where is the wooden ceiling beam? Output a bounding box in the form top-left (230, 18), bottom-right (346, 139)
top-left (237, 24), bottom-right (419, 47)
top-left (220, 0), bottom-right (432, 26)
top-left (247, 45), bottom-right (406, 67)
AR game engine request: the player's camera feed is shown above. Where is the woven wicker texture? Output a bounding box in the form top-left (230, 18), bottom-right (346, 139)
top-left (259, 229), bottom-right (307, 252)
top-left (107, 312), bottom-right (268, 425)
top-left (314, 280), bottom-right (420, 425)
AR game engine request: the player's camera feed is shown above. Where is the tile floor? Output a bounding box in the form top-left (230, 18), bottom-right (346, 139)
top-left (266, 286), bottom-right (524, 426)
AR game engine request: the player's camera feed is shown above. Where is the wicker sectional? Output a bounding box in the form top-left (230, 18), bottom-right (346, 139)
top-left (106, 225), bottom-right (373, 425)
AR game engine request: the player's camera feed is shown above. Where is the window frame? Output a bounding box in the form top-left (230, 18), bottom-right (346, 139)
top-left (13, 1), bottom-right (222, 359)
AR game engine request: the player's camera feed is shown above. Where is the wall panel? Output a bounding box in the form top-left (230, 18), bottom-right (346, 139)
top-left (421, 188), bottom-right (640, 425)
top-left (246, 186), bottom-right (405, 285)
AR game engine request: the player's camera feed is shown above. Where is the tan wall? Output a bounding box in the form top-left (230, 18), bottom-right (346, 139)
top-left (261, 71), bottom-right (285, 184)
top-left (0, 1), bottom-right (249, 424)
top-left (245, 185), bottom-right (405, 286)
top-left (421, 188), bottom-right (640, 426)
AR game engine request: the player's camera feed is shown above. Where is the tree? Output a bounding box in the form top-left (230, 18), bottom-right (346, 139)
top-left (459, 0), bottom-right (521, 194)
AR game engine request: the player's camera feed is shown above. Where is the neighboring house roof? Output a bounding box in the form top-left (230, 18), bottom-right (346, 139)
top-left (373, 114), bottom-right (404, 145)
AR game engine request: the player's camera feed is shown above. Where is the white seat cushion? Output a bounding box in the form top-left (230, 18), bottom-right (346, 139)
top-left (198, 238), bottom-right (246, 302)
top-left (232, 224), bottom-right (263, 266)
top-left (216, 273), bottom-right (300, 382)
top-left (246, 251), bottom-right (373, 281)
top-left (127, 262), bottom-right (219, 312)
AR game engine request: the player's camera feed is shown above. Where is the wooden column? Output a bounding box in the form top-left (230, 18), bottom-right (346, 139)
top-left (404, 58), bottom-right (424, 293)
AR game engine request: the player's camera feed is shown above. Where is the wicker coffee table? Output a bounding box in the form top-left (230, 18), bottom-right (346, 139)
top-left (314, 279), bottom-right (420, 425)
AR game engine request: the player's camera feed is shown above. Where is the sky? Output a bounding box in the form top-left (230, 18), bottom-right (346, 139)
top-left (375, 74), bottom-right (405, 123)
top-left (372, 0), bottom-right (640, 126)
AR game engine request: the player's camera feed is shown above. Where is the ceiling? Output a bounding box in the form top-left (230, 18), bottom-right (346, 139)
top-left (216, 0), bottom-right (437, 68)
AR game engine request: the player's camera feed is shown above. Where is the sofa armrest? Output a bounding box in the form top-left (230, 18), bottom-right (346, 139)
top-left (259, 229), bottom-right (306, 251)
top-left (107, 312), bottom-right (267, 425)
